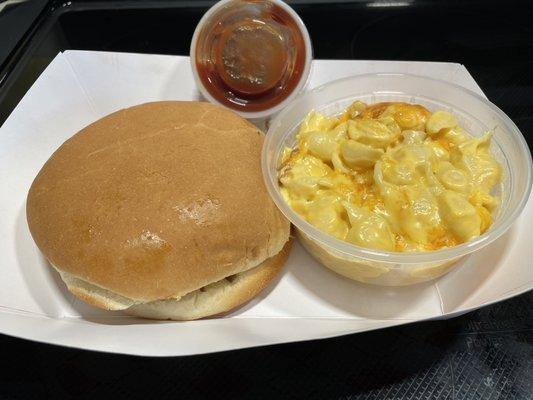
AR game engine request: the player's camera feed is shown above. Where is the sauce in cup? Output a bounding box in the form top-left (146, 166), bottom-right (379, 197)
top-left (191, 0), bottom-right (312, 119)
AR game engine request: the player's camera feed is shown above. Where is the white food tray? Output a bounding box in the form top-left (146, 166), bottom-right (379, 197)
top-left (0, 50), bottom-right (531, 356)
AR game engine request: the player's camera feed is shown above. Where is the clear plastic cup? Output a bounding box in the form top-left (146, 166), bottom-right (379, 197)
top-left (262, 73), bottom-right (533, 286)
top-left (190, 0), bottom-right (313, 120)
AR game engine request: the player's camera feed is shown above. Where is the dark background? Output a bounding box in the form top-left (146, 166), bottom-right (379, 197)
top-left (0, 0), bottom-right (532, 398)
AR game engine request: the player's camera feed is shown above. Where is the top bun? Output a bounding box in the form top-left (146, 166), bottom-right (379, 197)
top-left (27, 101), bottom-right (290, 305)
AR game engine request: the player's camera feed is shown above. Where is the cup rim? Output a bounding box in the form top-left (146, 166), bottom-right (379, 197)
top-left (262, 72), bottom-right (533, 264)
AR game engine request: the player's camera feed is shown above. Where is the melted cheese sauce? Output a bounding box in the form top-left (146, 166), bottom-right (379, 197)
top-left (279, 102), bottom-right (502, 252)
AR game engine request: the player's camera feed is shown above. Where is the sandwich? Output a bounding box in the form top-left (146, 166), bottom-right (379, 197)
top-left (26, 101), bottom-right (291, 320)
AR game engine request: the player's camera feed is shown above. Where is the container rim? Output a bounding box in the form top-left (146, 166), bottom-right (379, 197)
top-left (262, 72), bottom-right (533, 264)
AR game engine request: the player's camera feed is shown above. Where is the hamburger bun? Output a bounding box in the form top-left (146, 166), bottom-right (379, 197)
top-left (26, 101), bottom-right (291, 320)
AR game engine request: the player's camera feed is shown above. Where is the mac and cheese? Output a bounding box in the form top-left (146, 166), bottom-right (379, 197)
top-left (279, 102), bottom-right (502, 252)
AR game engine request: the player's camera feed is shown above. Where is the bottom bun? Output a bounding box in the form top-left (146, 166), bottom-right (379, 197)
top-left (127, 240), bottom-right (291, 320)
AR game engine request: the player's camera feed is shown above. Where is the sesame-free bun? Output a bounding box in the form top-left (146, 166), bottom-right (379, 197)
top-left (26, 101), bottom-right (291, 320)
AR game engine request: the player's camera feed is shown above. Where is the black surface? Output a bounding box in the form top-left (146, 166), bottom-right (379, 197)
top-left (0, 0), bottom-right (532, 399)
top-left (0, 0), bottom-right (48, 66)
top-left (1, 293), bottom-right (532, 399)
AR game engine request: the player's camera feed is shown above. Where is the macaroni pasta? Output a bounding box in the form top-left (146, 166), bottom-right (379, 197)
top-left (279, 102), bottom-right (502, 252)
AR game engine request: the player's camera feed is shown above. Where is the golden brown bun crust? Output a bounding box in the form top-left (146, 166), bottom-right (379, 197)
top-left (27, 102), bottom-right (290, 302)
top-left (127, 240), bottom-right (291, 320)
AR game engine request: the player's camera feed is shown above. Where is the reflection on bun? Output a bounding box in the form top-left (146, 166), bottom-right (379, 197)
top-left (27, 101), bottom-right (291, 320)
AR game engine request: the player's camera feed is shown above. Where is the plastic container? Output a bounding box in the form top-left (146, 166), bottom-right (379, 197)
top-left (190, 0), bottom-right (313, 120)
top-left (262, 73), bottom-right (533, 286)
